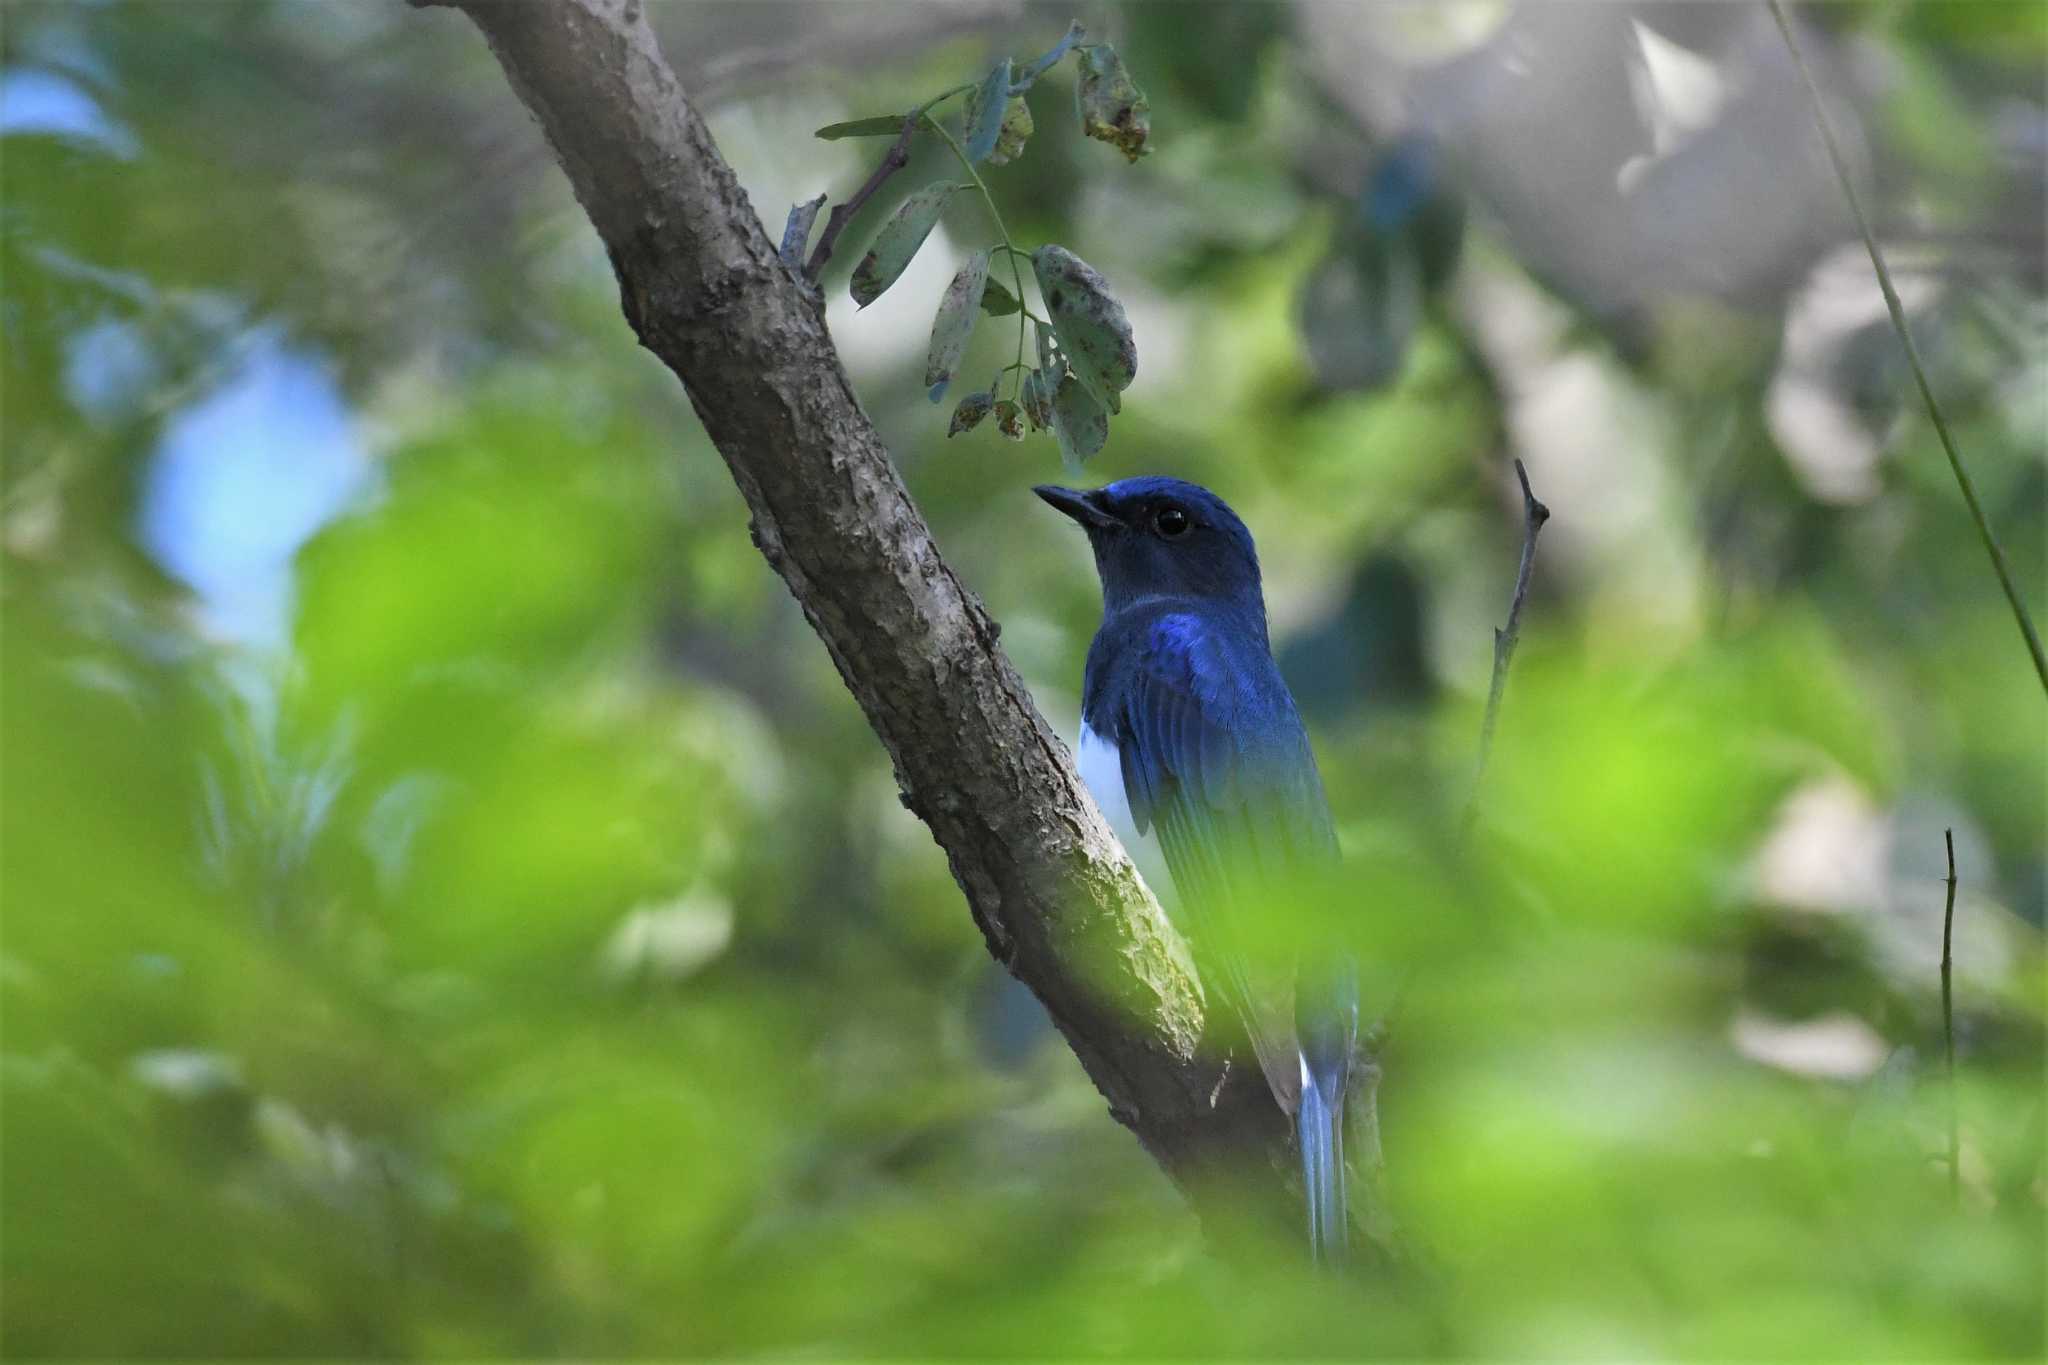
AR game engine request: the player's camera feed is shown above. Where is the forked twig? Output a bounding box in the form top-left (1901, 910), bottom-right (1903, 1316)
top-left (804, 112), bottom-right (924, 280)
top-left (1465, 458), bottom-right (1550, 829)
top-left (1365, 458), bottom-right (1548, 1251)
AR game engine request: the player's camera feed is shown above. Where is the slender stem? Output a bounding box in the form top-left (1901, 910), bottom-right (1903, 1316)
top-left (1941, 827), bottom-right (1960, 1204)
top-left (803, 85), bottom-right (974, 280)
top-left (931, 118), bottom-right (1033, 400)
top-left (1372, 459), bottom-right (1548, 1233)
top-left (1396, 460), bottom-right (1550, 1085)
top-left (805, 122), bottom-right (917, 280)
top-left (1464, 459), bottom-right (1551, 832)
top-left (1766, 0), bottom-right (2047, 696)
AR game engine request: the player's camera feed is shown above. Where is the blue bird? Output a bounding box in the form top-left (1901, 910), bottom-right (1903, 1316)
top-left (1035, 476), bottom-right (1358, 1260)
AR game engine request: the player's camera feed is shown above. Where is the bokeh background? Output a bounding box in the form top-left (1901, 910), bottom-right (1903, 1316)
top-left (3, 1), bottom-right (2043, 1357)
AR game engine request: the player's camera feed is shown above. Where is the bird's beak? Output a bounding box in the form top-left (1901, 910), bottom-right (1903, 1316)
top-left (1033, 484), bottom-right (1119, 531)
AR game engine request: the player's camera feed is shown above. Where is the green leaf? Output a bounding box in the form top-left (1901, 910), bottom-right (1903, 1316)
top-left (948, 389), bottom-right (994, 436)
top-left (1075, 43), bottom-right (1150, 162)
top-left (1032, 244), bottom-right (1136, 412)
top-left (925, 248), bottom-right (992, 399)
top-left (967, 75), bottom-right (1034, 167)
top-left (1050, 372), bottom-right (1107, 468)
top-left (989, 95), bottom-right (1035, 166)
top-left (980, 276), bottom-right (1022, 317)
top-left (993, 399), bottom-right (1025, 441)
top-left (964, 59), bottom-right (1013, 164)
top-left (850, 183), bottom-right (962, 308)
top-left (1020, 369), bottom-right (1054, 431)
top-left (815, 113), bottom-right (935, 140)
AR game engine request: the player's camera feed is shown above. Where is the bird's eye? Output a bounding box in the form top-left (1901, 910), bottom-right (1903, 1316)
top-left (1155, 506), bottom-right (1191, 538)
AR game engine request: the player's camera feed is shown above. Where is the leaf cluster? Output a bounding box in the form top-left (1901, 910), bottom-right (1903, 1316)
top-left (807, 21), bottom-right (1150, 467)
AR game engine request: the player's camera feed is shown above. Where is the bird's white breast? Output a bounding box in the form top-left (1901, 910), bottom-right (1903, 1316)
top-left (1077, 723), bottom-right (1173, 902)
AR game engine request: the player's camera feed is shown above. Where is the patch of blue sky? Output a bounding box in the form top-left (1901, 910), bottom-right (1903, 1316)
top-left (137, 331), bottom-right (370, 649)
top-left (0, 66), bottom-right (137, 158)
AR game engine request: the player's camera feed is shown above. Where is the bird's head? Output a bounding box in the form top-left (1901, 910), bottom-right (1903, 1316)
top-left (1034, 476), bottom-right (1263, 613)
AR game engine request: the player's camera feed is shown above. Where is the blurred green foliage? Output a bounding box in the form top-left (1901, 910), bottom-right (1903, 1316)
top-left (2, 2), bottom-right (2042, 1357)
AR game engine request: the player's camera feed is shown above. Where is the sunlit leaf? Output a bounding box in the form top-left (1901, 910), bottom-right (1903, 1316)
top-left (988, 95), bottom-right (1034, 166)
top-left (1032, 244), bottom-right (1135, 412)
top-left (926, 248), bottom-right (991, 400)
top-left (850, 182), bottom-right (961, 307)
top-left (964, 59), bottom-right (1013, 164)
top-left (1075, 43), bottom-right (1150, 162)
top-left (966, 77), bottom-right (1034, 167)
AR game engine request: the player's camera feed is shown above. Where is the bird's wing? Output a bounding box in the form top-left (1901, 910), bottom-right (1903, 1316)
top-left (1106, 611), bottom-right (1336, 1110)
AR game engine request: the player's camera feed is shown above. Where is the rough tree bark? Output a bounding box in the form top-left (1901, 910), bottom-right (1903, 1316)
top-left (410, 0), bottom-right (1294, 1200)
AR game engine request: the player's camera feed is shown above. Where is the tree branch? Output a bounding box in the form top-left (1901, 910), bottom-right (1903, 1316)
top-left (410, 0), bottom-right (1289, 1199)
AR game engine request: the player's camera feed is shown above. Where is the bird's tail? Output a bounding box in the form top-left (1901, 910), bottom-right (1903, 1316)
top-left (1297, 1052), bottom-right (1349, 1262)
top-left (1296, 952), bottom-right (1358, 1263)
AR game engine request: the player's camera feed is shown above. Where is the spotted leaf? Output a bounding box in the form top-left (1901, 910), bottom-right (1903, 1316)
top-left (926, 248), bottom-right (992, 400)
top-left (851, 182), bottom-right (962, 308)
top-left (949, 389), bottom-right (994, 436)
top-left (994, 399), bottom-right (1026, 441)
top-left (964, 59), bottom-right (1013, 164)
top-left (1075, 44), bottom-right (1150, 163)
top-left (1032, 244), bottom-right (1136, 412)
top-left (1050, 372), bottom-right (1108, 467)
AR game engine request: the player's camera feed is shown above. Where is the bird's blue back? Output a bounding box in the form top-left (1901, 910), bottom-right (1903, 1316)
top-left (1043, 476), bottom-right (1357, 1259)
top-left (1081, 599), bottom-right (1338, 883)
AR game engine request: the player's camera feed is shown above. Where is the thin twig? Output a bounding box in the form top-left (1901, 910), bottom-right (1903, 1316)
top-left (1941, 827), bottom-right (1959, 1204)
top-left (804, 113), bottom-right (923, 280)
top-left (1765, 0), bottom-right (2048, 695)
top-left (928, 119), bottom-right (1033, 402)
top-left (1465, 458), bottom-right (1550, 829)
top-left (1397, 456), bottom-right (1552, 1097)
top-left (1365, 459), bottom-right (1547, 1244)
